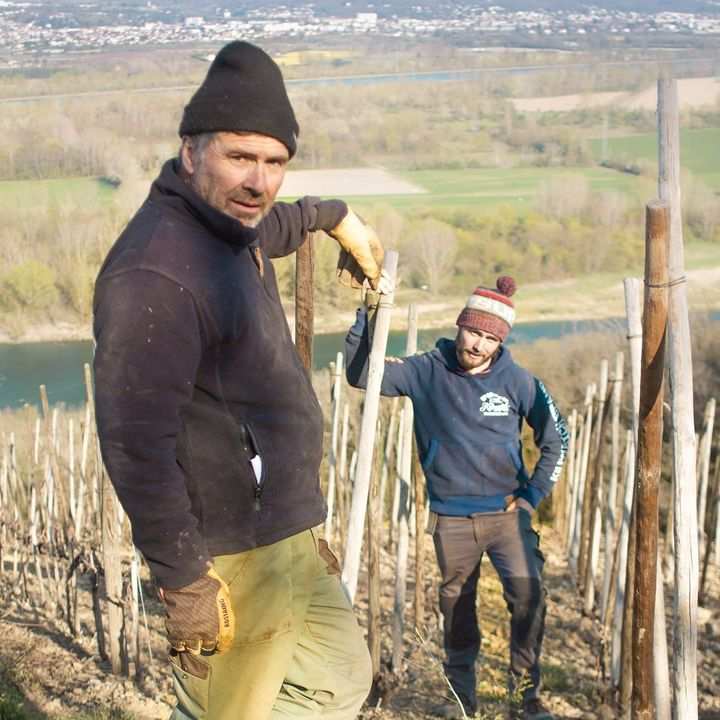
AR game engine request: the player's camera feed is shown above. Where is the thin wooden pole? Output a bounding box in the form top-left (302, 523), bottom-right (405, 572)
top-left (379, 397), bottom-right (400, 540)
top-left (583, 378), bottom-right (611, 615)
top-left (697, 398), bottom-right (715, 557)
top-left (713, 456), bottom-right (720, 567)
top-left (367, 418), bottom-right (384, 679)
top-left (342, 251), bottom-right (399, 602)
top-left (566, 411), bottom-right (584, 551)
top-left (295, 234), bottom-right (314, 372)
top-left (561, 409), bottom-right (578, 549)
top-left (414, 436), bottom-right (427, 635)
top-left (391, 304), bottom-right (417, 672)
top-left (631, 200), bottom-right (669, 720)
top-left (324, 352), bottom-right (344, 541)
top-left (601, 352), bottom-right (624, 618)
top-left (617, 277), bottom-right (642, 706)
top-left (569, 385), bottom-right (595, 575)
top-left (658, 77), bottom-right (699, 720)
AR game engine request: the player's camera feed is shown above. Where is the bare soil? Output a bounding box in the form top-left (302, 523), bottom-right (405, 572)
top-left (511, 76), bottom-right (720, 113)
top-left (1, 527), bottom-right (718, 719)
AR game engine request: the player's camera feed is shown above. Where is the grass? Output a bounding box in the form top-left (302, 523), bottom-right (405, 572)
top-left (343, 165), bottom-right (649, 214)
top-left (0, 176), bottom-right (116, 210)
top-left (589, 127), bottom-right (720, 189)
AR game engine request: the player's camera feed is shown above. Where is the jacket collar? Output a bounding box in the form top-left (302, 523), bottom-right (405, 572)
top-left (150, 159), bottom-right (259, 248)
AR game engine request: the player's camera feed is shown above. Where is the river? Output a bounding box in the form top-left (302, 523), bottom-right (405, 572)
top-left (0, 316), bottom-right (629, 410)
top-left (2, 311), bottom-right (719, 410)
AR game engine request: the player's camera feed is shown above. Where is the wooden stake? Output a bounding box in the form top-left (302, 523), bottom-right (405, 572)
top-left (601, 352), bottom-right (625, 618)
top-left (324, 352), bottom-right (344, 541)
top-left (342, 251), bottom-right (399, 602)
top-left (414, 436), bottom-right (427, 635)
top-left (617, 277), bottom-right (642, 705)
top-left (570, 384), bottom-right (595, 576)
top-left (295, 233), bottom-right (315, 372)
top-left (391, 304), bottom-right (417, 672)
top-left (367, 419), bottom-right (384, 679)
top-left (697, 398), bottom-right (715, 557)
top-left (631, 200), bottom-right (669, 720)
top-left (560, 409), bottom-right (578, 549)
top-left (658, 77), bottom-right (699, 720)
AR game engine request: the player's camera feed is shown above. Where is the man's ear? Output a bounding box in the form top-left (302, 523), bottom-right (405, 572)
top-left (179, 137), bottom-right (195, 177)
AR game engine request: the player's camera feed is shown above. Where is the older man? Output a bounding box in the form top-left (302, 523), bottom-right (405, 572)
top-left (345, 277), bottom-right (568, 720)
top-left (93, 41), bottom-right (383, 719)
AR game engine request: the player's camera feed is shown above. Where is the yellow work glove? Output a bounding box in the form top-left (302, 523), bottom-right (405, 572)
top-left (329, 208), bottom-right (385, 290)
top-left (162, 567), bottom-right (235, 655)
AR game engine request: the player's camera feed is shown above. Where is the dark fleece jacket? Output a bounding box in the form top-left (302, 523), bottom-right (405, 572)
top-left (93, 159), bottom-right (345, 589)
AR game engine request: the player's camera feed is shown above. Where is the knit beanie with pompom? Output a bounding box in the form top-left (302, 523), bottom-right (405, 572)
top-left (456, 276), bottom-right (517, 341)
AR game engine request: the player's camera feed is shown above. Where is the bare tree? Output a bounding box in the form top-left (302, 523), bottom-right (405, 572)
top-left (406, 217), bottom-right (457, 295)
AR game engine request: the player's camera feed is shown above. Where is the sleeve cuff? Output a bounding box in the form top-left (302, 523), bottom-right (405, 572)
top-left (515, 485), bottom-right (544, 509)
top-left (310, 199), bottom-right (348, 232)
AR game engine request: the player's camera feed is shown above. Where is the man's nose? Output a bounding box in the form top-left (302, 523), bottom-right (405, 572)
top-left (243, 162), bottom-right (267, 195)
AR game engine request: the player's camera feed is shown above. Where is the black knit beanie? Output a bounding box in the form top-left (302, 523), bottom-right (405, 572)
top-left (179, 41), bottom-right (299, 157)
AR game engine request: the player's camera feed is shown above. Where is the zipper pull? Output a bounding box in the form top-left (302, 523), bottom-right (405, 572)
top-left (252, 246), bottom-right (265, 278)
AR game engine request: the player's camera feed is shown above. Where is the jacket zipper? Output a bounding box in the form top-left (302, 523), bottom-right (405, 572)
top-left (240, 423), bottom-right (264, 511)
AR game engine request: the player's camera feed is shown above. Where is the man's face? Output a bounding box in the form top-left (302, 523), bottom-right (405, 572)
top-left (181, 131), bottom-right (289, 227)
top-left (455, 326), bottom-right (501, 373)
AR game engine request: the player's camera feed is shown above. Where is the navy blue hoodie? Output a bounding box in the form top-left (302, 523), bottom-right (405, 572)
top-left (345, 310), bottom-right (568, 515)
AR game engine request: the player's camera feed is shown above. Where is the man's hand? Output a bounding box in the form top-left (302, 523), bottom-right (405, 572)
top-left (162, 567), bottom-right (235, 655)
top-left (329, 208), bottom-right (385, 291)
top-left (504, 496), bottom-right (534, 514)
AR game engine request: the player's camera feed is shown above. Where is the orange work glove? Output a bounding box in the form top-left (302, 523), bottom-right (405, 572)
top-left (329, 208), bottom-right (385, 290)
top-left (162, 567), bottom-right (235, 655)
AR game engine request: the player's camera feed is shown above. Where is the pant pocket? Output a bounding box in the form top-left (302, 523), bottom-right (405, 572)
top-left (425, 510), bottom-right (438, 536)
top-left (170, 652), bottom-right (211, 719)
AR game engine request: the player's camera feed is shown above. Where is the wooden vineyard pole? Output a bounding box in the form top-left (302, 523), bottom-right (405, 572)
top-left (600, 352), bottom-right (624, 618)
top-left (658, 77), bottom-right (699, 720)
top-left (295, 233), bottom-right (315, 371)
top-left (582, 362), bottom-right (611, 614)
top-left (559, 409), bottom-right (578, 549)
top-left (697, 398), bottom-right (716, 559)
top-left (579, 369), bottom-right (605, 588)
top-left (616, 278), bottom-right (642, 703)
top-left (565, 411), bottom-right (583, 553)
top-left (342, 251), bottom-right (399, 602)
top-left (391, 304), bottom-right (418, 673)
top-left (631, 201), bottom-right (669, 720)
top-left (367, 418), bottom-right (384, 679)
top-left (99, 433), bottom-right (127, 673)
top-left (414, 437), bottom-right (427, 634)
top-left (569, 384), bottom-right (595, 575)
top-left (325, 352), bottom-right (344, 541)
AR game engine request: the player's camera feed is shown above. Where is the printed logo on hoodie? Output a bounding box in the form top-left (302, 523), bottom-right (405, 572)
top-left (479, 392), bottom-right (510, 417)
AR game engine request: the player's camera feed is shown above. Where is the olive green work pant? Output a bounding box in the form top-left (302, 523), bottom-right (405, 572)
top-left (169, 529), bottom-right (372, 720)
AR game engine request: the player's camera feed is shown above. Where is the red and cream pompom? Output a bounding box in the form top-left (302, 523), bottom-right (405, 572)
top-left (455, 276), bottom-right (517, 341)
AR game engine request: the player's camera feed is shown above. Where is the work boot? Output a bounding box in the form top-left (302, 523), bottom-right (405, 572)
top-left (431, 697), bottom-right (476, 718)
top-left (522, 697), bottom-right (554, 720)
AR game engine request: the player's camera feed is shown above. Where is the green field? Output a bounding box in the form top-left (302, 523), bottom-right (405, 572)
top-left (343, 165), bottom-right (650, 213)
top-left (589, 127), bottom-right (720, 189)
top-left (0, 176), bottom-right (116, 210)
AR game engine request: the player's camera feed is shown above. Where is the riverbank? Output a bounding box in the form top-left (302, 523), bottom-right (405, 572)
top-left (3, 260), bottom-right (719, 345)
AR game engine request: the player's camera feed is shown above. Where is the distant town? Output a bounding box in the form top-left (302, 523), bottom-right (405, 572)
top-left (0, 1), bottom-right (719, 65)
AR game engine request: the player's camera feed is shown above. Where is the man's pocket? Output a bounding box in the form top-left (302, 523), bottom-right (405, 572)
top-left (170, 651), bottom-right (211, 719)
